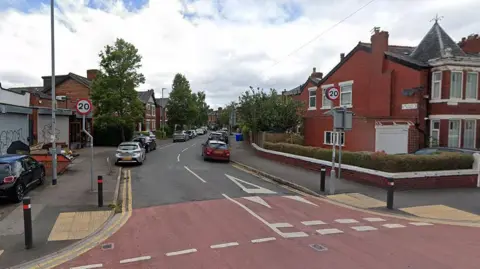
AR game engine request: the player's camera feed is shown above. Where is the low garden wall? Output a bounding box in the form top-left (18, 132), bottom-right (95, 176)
top-left (251, 142), bottom-right (480, 190)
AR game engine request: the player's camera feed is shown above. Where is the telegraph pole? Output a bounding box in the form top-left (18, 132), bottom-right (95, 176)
top-left (50, 0), bottom-right (57, 185)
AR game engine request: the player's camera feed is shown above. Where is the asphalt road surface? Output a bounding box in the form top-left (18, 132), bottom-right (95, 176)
top-left (57, 134), bottom-right (480, 269)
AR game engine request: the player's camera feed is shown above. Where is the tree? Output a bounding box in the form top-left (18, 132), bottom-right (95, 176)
top-left (219, 101), bottom-right (236, 127)
top-left (192, 91), bottom-right (209, 127)
top-left (237, 87), bottom-right (304, 132)
top-left (166, 74), bottom-right (196, 130)
top-left (91, 38), bottom-right (145, 141)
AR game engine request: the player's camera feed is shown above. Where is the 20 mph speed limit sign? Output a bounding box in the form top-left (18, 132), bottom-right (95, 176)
top-left (325, 87), bottom-right (340, 101)
top-left (76, 99), bottom-right (92, 115)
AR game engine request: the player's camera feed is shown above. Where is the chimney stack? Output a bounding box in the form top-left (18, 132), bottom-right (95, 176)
top-left (87, 69), bottom-right (99, 81)
top-left (340, 53), bottom-right (345, 61)
top-left (458, 33), bottom-right (480, 54)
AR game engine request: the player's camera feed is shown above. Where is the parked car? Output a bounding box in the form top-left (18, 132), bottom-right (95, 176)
top-left (219, 130), bottom-right (229, 144)
top-left (201, 140), bottom-right (230, 162)
top-left (207, 132), bottom-right (226, 143)
top-left (0, 155), bottom-right (45, 202)
top-left (186, 130), bottom-right (194, 139)
top-left (132, 136), bottom-right (156, 152)
top-left (147, 131), bottom-right (156, 140)
top-left (173, 131), bottom-right (189, 142)
top-left (115, 142), bottom-right (146, 165)
top-left (413, 147), bottom-right (480, 155)
top-left (196, 128), bottom-right (205, 135)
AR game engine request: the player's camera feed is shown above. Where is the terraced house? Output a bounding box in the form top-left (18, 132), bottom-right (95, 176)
top-left (285, 20), bottom-right (480, 154)
top-left (137, 89), bottom-right (157, 132)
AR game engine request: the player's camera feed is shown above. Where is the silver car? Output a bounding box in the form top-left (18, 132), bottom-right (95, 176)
top-left (115, 142), bottom-right (146, 165)
top-left (173, 131), bottom-right (188, 142)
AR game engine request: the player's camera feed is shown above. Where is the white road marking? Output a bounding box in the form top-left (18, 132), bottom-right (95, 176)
top-left (351, 226), bottom-right (377, 231)
top-left (177, 154), bottom-right (180, 162)
top-left (70, 264), bottom-right (103, 269)
top-left (119, 256), bottom-right (151, 264)
top-left (225, 174), bottom-right (276, 194)
top-left (301, 220), bottom-right (326, 226)
top-left (317, 228), bottom-right (344, 235)
top-left (243, 196), bottom-right (271, 208)
top-left (0, 250), bottom-right (3, 257)
top-left (222, 194), bottom-right (308, 238)
top-left (210, 242), bottom-right (239, 249)
top-left (192, 143), bottom-right (197, 147)
top-left (158, 143), bottom-right (175, 150)
top-left (282, 195), bottom-right (318, 206)
top-left (184, 166), bottom-right (207, 183)
top-left (335, 218), bottom-right (359, 224)
top-left (382, 224), bottom-right (406, 229)
top-left (271, 222), bottom-right (293, 228)
top-left (363, 217), bottom-right (386, 222)
top-left (409, 222), bottom-right (433, 226)
top-left (181, 148), bottom-right (188, 152)
top-left (166, 248), bottom-right (197, 256)
top-left (251, 237), bottom-right (276, 243)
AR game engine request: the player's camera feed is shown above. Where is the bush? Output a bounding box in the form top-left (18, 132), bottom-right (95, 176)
top-left (265, 132), bottom-right (304, 145)
top-left (94, 123), bottom-right (134, 147)
top-left (263, 142), bottom-right (474, 173)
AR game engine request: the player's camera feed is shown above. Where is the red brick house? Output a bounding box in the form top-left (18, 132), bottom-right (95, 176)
top-left (286, 21), bottom-right (480, 154)
top-left (155, 97), bottom-right (168, 131)
top-left (137, 89), bottom-right (157, 131)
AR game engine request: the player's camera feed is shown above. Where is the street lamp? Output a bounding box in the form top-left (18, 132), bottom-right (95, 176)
top-left (51, 0), bottom-right (57, 185)
top-left (161, 88), bottom-right (166, 137)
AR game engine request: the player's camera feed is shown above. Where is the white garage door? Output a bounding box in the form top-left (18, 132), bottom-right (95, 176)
top-left (375, 125), bottom-right (409, 154)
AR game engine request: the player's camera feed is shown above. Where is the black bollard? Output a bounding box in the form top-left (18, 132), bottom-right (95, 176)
top-left (320, 167), bottom-right (326, 192)
top-left (98, 175), bottom-right (103, 208)
top-left (23, 197), bottom-right (33, 249)
top-left (386, 178), bottom-right (395, 210)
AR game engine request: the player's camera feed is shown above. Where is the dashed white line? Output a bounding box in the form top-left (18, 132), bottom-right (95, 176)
top-left (177, 154), bottom-right (180, 162)
top-left (363, 217), bottom-right (386, 222)
top-left (210, 242), bottom-right (239, 249)
top-left (192, 143), bottom-right (197, 147)
top-left (335, 218), bottom-right (359, 224)
top-left (317, 228), bottom-right (344, 235)
top-left (119, 256), bottom-right (151, 264)
top-left (181, 148), bottom-right (188, 152)
top-left (184, 166), bottom-right (207, 183)
top-left (382, 224), bottom-right (406, 229)
top-left (270, 222), bottom-right (293, 228)
top-left (70, 264), bottom-right (103, 269)
top-left (166, 248), bottom-right (197, 256)
top-left (251, 237), bottom-right (276, 243)
top-left (301, 220), bottom-right (326, 226)
top-left (0, 250), bottom-right (3, 257)
top-left (351, 226), bottom-right (377, 232)
top-left (409, 222), bottom-right (433, 226)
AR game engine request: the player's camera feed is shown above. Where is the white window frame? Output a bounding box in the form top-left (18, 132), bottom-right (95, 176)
top-left (146, 104), bottom-right (150, 115)
top-left (431, 71), bottom-right (442, 100)
top-left (430, 120), bottom-right (440, 147)
top-left (463, 119), bottom-right (476, 149)
top-left (152, 104), bottom-right (156, 116)
top-left (151, 121), bottom-right (156, 131)
top-left (320, 84), bottom-right (333, 109)
top-left (323, 131), bottom-right (345, 146)
top-left (339, 80), bottom-right (353, 108)
top-left (466, 72), bottom-right (478, 100)
top-left (308, 87), bottom-right (317, 110)
top-left (450, 71), bottom-right (463, 99)
top-left (447, 119), bottom-right (461, 148)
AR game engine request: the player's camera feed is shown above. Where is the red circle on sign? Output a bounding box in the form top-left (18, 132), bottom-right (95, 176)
top-left (76, 99), bottom-right (92, 115)
top-left (325, 87), bottom-right (340, 101)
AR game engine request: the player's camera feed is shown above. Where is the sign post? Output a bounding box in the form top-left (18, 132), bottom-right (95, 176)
top-left (76, 99), bottom-right (94, 192)
top-left (324, 87), bottom-right (353, 195)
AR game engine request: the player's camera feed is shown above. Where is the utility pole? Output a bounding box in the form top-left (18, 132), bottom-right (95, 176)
top-left (161, 88), bottom-right (166, 136)
top-left (50, 0), bottom-right (57, 185)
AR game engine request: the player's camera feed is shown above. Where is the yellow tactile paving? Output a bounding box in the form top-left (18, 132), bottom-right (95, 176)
top-left (327, 193), bottom-right (386, 209)
top-left (400, 205), bottom-right (480, 222)
top-left (48, 211), bottom-right (111, 241)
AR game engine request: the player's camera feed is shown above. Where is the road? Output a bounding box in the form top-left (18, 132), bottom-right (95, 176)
top-left (57, 134), bottom-right (480, 269)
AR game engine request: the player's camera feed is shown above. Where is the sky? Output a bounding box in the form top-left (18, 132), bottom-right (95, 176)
top-left (0, 0), bottom-right (479, 109)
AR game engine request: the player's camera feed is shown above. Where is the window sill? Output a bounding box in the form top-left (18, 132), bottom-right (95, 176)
top-left (320, 106), bottom-right (331, 110)
top-left (308, 107), bottom-right (317, 111)
top-left (324, 143), bottom-right (345, 146)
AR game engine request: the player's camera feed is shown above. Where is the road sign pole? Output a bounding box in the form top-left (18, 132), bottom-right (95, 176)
top-left (50, 0), bottom-right (57, 186)
top-left (82, 115), bottom-right (94, 192)
top-left (329, 129), bottom-right (336, 195)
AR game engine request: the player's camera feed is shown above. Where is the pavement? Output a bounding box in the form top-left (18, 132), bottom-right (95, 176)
top-left (8, 132), bottom-right (472, 269)
top-left (230, 139), bottom-right (480, 222)
top-left (0, 146), bottom-right (120, 269)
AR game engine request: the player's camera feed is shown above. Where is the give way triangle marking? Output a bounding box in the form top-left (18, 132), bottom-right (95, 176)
top-left (225, 174), bottom-right (277, 195)
top-left (243, 196), bottom-right (271, 208)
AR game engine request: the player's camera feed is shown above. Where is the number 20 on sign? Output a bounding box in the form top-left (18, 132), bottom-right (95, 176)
top-left (325, 87), bottom-right (340, 101)
top-left (76, 99), bottom-right (92, 115)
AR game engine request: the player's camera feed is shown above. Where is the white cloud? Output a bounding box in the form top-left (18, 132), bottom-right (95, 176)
top-left (0, 0), bottom-right (479, 109)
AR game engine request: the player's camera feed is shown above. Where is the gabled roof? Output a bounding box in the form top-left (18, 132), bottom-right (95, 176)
top-left (409, 21), bottom-right (466, 63)
top-left (283, 77), bottom-right (321, 96)
top-left (155, 98), bottom-right (169, 107)
top-left (8, 86), bottom-right (50, 98)
top-left (137, 89), bottom-right (157, 105)
top-left (42, 72), bottom-right (92, 92)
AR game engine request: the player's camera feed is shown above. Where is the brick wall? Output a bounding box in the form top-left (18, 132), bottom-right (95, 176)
top-left (255, 146), bottom-right (478, 190)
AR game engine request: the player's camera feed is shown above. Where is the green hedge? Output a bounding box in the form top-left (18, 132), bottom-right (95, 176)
top-left (94, 123), bottom-right (134, 147)
top-left (263, 142), bottom-right (474, 173)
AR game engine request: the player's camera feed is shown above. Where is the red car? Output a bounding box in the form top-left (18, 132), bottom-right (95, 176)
top-left (202, 140), bottom-right (230, 162)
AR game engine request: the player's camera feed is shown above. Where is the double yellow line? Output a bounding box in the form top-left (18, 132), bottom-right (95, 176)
top-left (26, 169), bottom-right (133, 269)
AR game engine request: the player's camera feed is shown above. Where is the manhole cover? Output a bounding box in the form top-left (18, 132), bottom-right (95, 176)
top-left (309, 244), bottom-right (327, 252)
top-left (101, 243), bottom-right (114, 250)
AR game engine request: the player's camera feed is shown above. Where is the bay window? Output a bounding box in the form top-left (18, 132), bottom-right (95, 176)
top-left (431, 71), bottom-right (442, 100)
top-left (447, 120), bottom-right (460, 147)
top-left (466, 72), bottom-right (478, 99)
top-left (463, 120), bottom-right (476, 149)
top-left (450, 71), bottom-right (463, 99)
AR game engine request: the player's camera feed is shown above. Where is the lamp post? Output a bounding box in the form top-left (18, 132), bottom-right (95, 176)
top-left (50, 0), bottom-right (57, 185)
top-left (161, 88), bottom-right (166, 137)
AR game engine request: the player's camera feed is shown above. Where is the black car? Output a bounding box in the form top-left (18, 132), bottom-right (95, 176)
top-left (219, 131), bottom-right (229, 144)
top-left (186, 130), bottom-right (194, 139)
top-left (132, 136), bottom-right (156, 153)
top-left (0, 155), bottom-right (45, 202)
